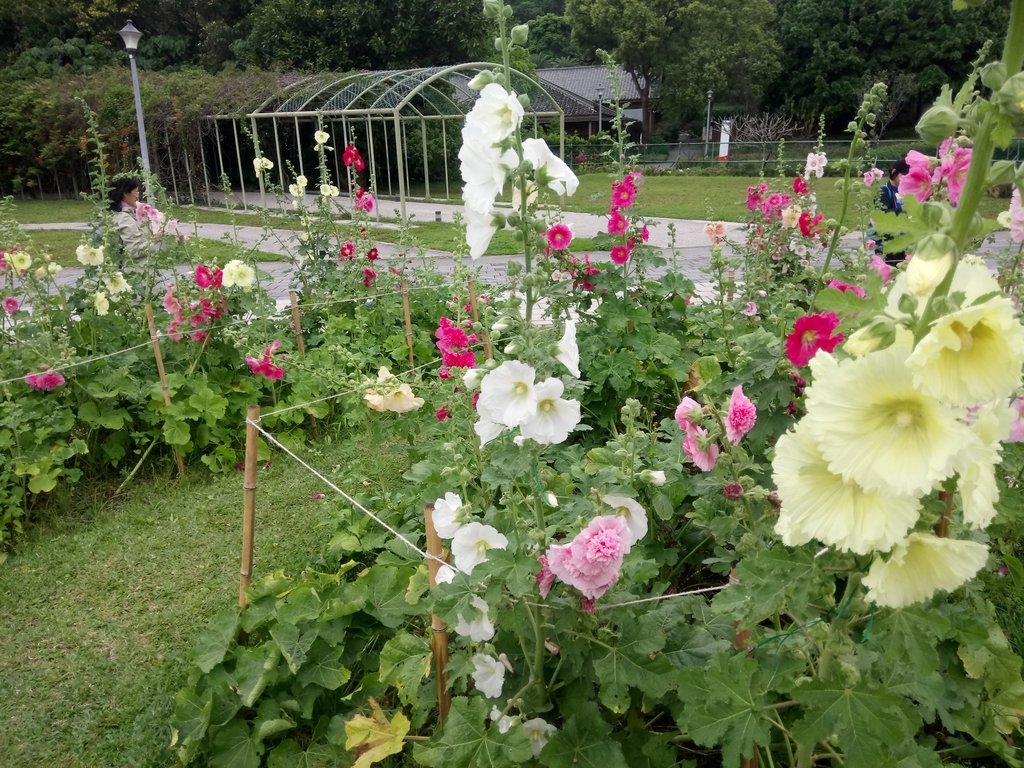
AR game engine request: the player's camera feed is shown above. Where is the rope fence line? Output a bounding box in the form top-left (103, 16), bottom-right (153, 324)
top-left (247, 417), bottom-right (457, 574)
top-left (0, 283), bottom-right (472, 387)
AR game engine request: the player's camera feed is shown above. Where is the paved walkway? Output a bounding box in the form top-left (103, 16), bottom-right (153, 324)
top-left (23, 197), bottom-right (1009, 302)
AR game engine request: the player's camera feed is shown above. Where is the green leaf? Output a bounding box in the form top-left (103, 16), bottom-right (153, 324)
top-left (189, 386), bottom-right (230, 426)
top-left (276, 586), bottom-right (324, 626)
top-left (271, 622), bottom-right (317, 674)
top-left (254, 699), bottom-right (296, 743)
top-left (591, 613), bottom-right (674, 712)
top-left (210, 720), bottom-right (261, 768)
top-left (267, 737), bottom-right (348, 767)
top-left (344, 698), bottom-right (410, 768)
top-left (674, 653), bottom-right (772, 768)
top-left (540, 700), bottom-right (629, 768)
top-left (378, 630), bottom-right (432, 707)
top-left (170, 686), bottom-right (213, 763)
top-left (296, 640), bottom-right (351, 691)
top-left (27, 468), bottom-right (59, 494)
top-left (359, 565), bottom-right (419, 628)
top-left (792, 679), bottom-right (920, 766)
top-left (163, 418), bottom-right (192, 446)
top-left (193, 608), bottom-right (240, 673)
top-left (712, 547), bottom-right (832, 624)
top-left (413, 697), bottom-right (532, 768)
top-left (234, 645), bottom-right (282, 708)
top-left (78, 400), bottom-right (127, 429)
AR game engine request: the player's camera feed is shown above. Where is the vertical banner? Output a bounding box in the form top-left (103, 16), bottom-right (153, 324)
top-left (718, 119), bottom-right (732, 162)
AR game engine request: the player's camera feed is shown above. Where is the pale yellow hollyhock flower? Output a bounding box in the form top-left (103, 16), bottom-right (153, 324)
top-left (75, 245), bottom-right (104, 266)
top-left (953, 402), bottom-right (1015, 530)
top-left (803, 345), bottom-right (970, 496)
top-left (863, 532), bottom-right (989, 609)
top-left (9, 250), bottom-right (32, 271)
top-left (780, 205), bottom-right (801, 228)
top-left (907, 262), bottom-right (1024, 405)
top-left (772, 422), bottom-right (920, 554)
top-left (104, 272), bottom-right (131, 296)
top-left (363, 366), bottom-right (424, 413)
top-left (904, 252), bottom-right (953, 297)
top-left (94, 291), bottom-right (110, 316)
top-left (221, 259), bottom-right (255, 289)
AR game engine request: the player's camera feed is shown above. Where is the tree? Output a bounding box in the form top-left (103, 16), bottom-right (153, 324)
top-left (527, 14), bottom-right (588, 68)
top-left (768, 0), bottom-right (1009, 126)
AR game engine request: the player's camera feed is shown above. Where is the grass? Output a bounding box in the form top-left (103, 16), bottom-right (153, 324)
top-left (0, 433), bottom-right (410, 767)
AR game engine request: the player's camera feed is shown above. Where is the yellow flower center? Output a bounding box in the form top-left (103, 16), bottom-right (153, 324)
top-left (513, 382), bottom-right (529, 396)
top-left (951, 321), bottom-right (974, 351)
top-left (539, 399), bottom-right (554, 413)
top-left (476, 541), bottom-right (489, 553)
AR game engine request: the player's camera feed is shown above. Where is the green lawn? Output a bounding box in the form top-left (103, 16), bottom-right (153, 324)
top-left (0, 434), bottom-right (410, 767)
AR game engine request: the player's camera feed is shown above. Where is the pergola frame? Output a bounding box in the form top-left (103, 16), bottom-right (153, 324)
top-left (204, 63), bottom-right (566, 220)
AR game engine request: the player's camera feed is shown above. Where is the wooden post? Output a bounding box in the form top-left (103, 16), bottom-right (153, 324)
top-left (726, 269), bottom-right (736, 302)
top-left (401, 278), bottom-right (415, 373)
top-left (467, 276), bottom-right (492, 360)
top-left (424, 504), bottom-right (452, 725)
top-left (145, 303), bottom-right (186, 477)
top-left (288, 291), bottom-right (306, 357)
top-left (239, 404), bottom-right (260, 608)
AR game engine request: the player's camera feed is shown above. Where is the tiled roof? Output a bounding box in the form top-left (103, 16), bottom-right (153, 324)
top-left (535, 65), bottom-right (646, 102)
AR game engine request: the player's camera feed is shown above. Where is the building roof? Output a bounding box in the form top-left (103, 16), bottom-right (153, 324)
top-left (535, 65), bottom-right (646, 103)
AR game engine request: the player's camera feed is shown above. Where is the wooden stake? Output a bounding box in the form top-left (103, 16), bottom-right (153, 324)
top-left (239, 404), bottom-right (260, 608)
top-left (424, 503), bottom-right (452, 726)
top-left (288, 291), bottom-right (306, 356)
top-left (726, 269), bottom-right (736, 301)
top-left (467, 276), bottom-right (492, 360)
top-left (732, 564), bottom-right (758, 768)
top-left (401, 278), bottom-right (415, 373)
top-left (145, 303), bottom-right (186, 477)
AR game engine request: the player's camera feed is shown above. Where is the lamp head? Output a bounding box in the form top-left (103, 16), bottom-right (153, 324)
top-left (119, 20), bottom-right (143, 53)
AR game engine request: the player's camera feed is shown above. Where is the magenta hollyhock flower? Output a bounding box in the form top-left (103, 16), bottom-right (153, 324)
top-left (722, 482), bottom-right (744, 500)
top-left (793, 177), bottom-right (809, 195)
top-left (536, 554), bottom-right (555, 598)
top-left (683, 425), bottom-right (719, 471)
top-left (899, 150), bottom-right (934, 202)
top-left (339, 241), bottom-right (356, 260)
top-left (641, 225), bottom-right (650, 242)
top-left (363, 267), bottom-right (377, 287)
top-left (435, 406), bottom-right (449, 422)
top-left (786, 312), bottom-right (844, 367)
top-left (607, 208), bottom-right (628, 235)
top-left (870, 253), bottom-right (892, 283)
top-left (246, 340), bottom-right (284, 380)
top-left (355, 187), bottom-right (375, 212)
top-left (546, 515), bottom-right (632, 600)
top-left (3, 296), bottom-right (19, 314)
top-left (342, 144), bottom-right (365, 170)
top-left (827, 279), bottom-right (867, 299)
top-left (190, 331), bottom-right (208, 343)
top-left (24, 370), bottom-right (66, 391)
top-left (725, 385), bottom-right (757, 444)
top-left (610, 244), bottom-right (631, 265)
top-left (674, 396), bottom-right (702, 431)
top-left (545, 222), bottom-right (573, 251)
top-left (610, 178), bottom-right (637, 208)
top-left (195, 265), bottom-right (215, 289)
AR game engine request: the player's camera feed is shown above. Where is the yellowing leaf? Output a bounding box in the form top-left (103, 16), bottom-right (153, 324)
top-left (345, 698), bottom-right (410, 768)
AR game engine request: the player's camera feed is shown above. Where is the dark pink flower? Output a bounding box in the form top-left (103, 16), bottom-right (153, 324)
top-left (342, 144), bottom-right (365, 170)
top-left (793, 177), bottom-right (808, 195)
top-left (725, 385), bottom-right (757, 444)
top-left (363, 267), bottom-right (377, 287)
top-left (899, 150), bottom-right (934, 203)
top-left (722, 482), bottom-right (744, 500)
top-left (610, 245), bottom-right (631, 265)
top-left (786, 312), bottom-right (844, 367)
top-left (435, 406), bottom-right (449, 422)
top-left (3, 296), bottom-right (19, 314)
top-left (545, 223), bottom-right (573, 251)
top-left (311, 492), bottom-right (325, 500)
top-left (536, 554), bottom-right (555, 598)
top-left (24, 370), bottom-right (66, 391)
top-left (195, 265), bottom-right (215, 289)
top-left (339, 241), bottom-right (356, 260)
top-left (366, 247), bottom-right (379, 261)
top-left (827, 279), bottom-right (867, 299)
top-left (355, 187), bottom-right (375, 212)
top-left (870, 254), bottom-right (892, 284)
top-left (611, 178), bottom-right (637, 208)
top-left (607, 209), bottom-right (628, 235)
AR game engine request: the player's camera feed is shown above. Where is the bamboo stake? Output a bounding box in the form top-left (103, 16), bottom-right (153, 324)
top-left (401, 278), bottom-right (415, 372)
top-left (467, 276), bottom-right (492, 360)
top-left (145, 303), bottom-right (186, 477)
top-left (423, 503), bottom-right (452, 726)
top-left (288, 291), bottom-right (306, 356)
top-left (239, 404), bottom-right (260, 608)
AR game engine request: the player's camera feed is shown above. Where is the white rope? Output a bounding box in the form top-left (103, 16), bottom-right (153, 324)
top-left (592, 584), bottom-right (729, 610)
top-left (0, 338), bottom-right (158, 386)
top-left (248, 418), bottom-right (456, 573)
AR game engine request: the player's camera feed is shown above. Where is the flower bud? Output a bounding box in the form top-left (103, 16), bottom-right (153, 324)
top-left (467, 71), bottom-right (495, 90)
top-left (462, 368), bottom-right (483, 389)
top-left (844, 317), bottom-right (895, 357)
top-left (517, 93), bottom-right (531, 110)
top-left (640, 469), bottom-right (667, 486)
top-left (510, 24), bottom-right (529, 45)
top-left (482, 0), bottom-right (501, 18)
top-left (913, 233), bottom-right (956, 262)
top-left (504, 341), bottom-right (522, 355)
top-left (544, 491), bottom-right (558, 507)
top-left (994, 71), bottom-right (1024, 118)
top-left (915, 104), bottom-right (960, 144)
top-left (906, 252), bottom-right (953, 298)
top-left (492, 317), bottom-right (513, 332)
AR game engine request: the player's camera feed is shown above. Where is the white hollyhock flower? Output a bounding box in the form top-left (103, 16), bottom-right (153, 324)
top-left (477, 361), bottom-right (538, 428)
top-left (432, 492), bottom-right (465, 538)
top-left (555, 319), bottom-right (580, 378)
top-left (466, 83), bottom-right (524, 142)
top-left (75, 245), bottom-right (104, 267)
top-left (463, 205), bottom-right (500, 259)
top-left (451, 522), bottom-right (507, 574)
top-left (640, 469), bottom-right (666, 486)
top-left (603, 494), bottom-right (649, 544)
top-left (522, 718), bottom-right (557, 758)
top-left (803, 151), bottom-right (827, 179)
top-left (522, 138), bottom-right (579, 197)
top-left (93, 291), bottom-right (110, 316)
top-left (435, 564), bottom-right (456, 585)
top-left (490, 706), bottom-right (514, 734)
top-left (863, 533), bottom-right (989, 608)
top-left (518, 378), bottom-right (581, 445)
top-left (454, 596), bottom-right (495, 642)
top-left (474, 418), bottom-right (506, 447)
top-left (462, 368), bottom-right (484, 389)
top-left (471, 654), bottom-right (505, 698)
top-left (222, 259), bottom-right (255, 289)
top-left (460, 123), bottom-right (510, 215)
top-left (314, 130), bottom-right (330, 145)
top-left (103, 272), bottom-right (130, 296)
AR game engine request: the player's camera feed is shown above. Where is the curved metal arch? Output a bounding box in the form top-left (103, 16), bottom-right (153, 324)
top-left (253, 74), bottom-right (329, 114)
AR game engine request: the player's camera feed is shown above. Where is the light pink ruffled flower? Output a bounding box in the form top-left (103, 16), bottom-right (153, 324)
top-left (870, 253), bottom-right (892, 283)
top-left (683, 425), bottom-right (719, 471)
top-left (899, 150), bottom-right (934, 203)
top-left (863, 168), bottom-right (884, 187)
top-left (546, 515), bottom-right (632, 600)
top-left (936, 138), bottom-right (972, 206)
top-left (725, 385), bottom-right (757, 444)
top-left (674, 397), bottom-right (702, 431)
top-left (24, 370), bottom-right (66, 391)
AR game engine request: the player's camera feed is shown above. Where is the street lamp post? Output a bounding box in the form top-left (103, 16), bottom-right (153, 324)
top-left (596, 89), bottom-right (603, 135)
top-left (118, 20), bottom-right (151, 176)
top-left (704, 89), bottom-right (714, 160)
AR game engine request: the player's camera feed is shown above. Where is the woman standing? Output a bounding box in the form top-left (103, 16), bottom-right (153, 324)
top-left (108, 176), bottom-right (148, 264)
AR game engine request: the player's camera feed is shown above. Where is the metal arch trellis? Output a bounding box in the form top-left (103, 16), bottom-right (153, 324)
top-left (204, 63), bottom-right (566, 221)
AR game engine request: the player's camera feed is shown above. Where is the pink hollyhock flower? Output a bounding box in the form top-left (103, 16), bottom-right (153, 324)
top-left (607, 208), bottom-right (628, 235)
top-left (246, 340), bottom-right (284, 380)
top-left (342, 144), bottom-right (365, 170)
top-left (581, 597), bottom-right (596, 614)
top-left (935, 138), bottom-right (972, 206)
top-left (683, 426), bottom-right (719, 471)
top-left (546, 515), bottom-right (632, 600)
top-left (722, 482), bottom-right (744, 500)
top-left (899, 150), bottom-right (934, 202)
top-left (641, 225), bottom-right (650, 242)
top-left (163, 285), bottom-right (181, 316)
top-left (1008, 397), bottom-right (1024, 443)
top-left (536, 554), bottom-right (555, 598)
top-left (435, 406), bottom-right (449, 422)
top-left (339, 241), bottom-right (356, 260)
top-left (704, 221), bottom-right (727, 244)
top-left (24, 370), bottom-right (66, 391)
top-left (725, 385), bottom-right (757, 444)
top-left (3, 296), bottom-right (19, 314)
top-left (674, 396), bottom-right (702, 431)
top-left (863, 168), bottom-right (884, 187)
top-left (827, 279), bottom-right (867, 299)
top-left (785, 312), bottom-right (844, 367)
top-left (798, 210), bottom-right (824, 237)
top-left (742, 301), bottom-right (757, 317)
top-left (546, 222), bottom-right (573, 251)
top-left (611, 178), bottom-right (637, 208)
top-left (870, 253), bottom-right (892, 283)
top-left (355, 187), bottom-right (375, 212)
top-left (746, 184), bottom-right (767, 211)
top-left (190, 331), bottom-right (208, 343)
top-left (366, 247), bottom-right (379, 261)
top-left (793, 177), bottom-right (809, 195)
top-left (610, 244), bottom-right (632, 265)
top-left (195, 265), bottom-right (215, 289)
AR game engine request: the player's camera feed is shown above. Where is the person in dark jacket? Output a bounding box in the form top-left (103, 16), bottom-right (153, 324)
top-left (877, 159), bottom-right (910, 265)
